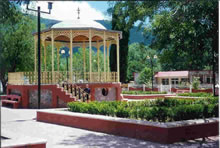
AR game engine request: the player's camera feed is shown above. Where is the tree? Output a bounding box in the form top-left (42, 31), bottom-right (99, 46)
top-left (192, 77), bottom-right (200, 90)
top-left (137, 67), bottom-right (152, 86)
top-left (0, 2), bottom-right (35, 93)
top-left (145, 0), bottom-right (218, 71)
top-left (127, 43), bottom-right (161, 82)
top-left (108, 1), bottom-right (161, 82)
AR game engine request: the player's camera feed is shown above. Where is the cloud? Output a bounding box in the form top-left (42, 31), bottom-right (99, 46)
top-left (21, 1), bottom-right (105, 21)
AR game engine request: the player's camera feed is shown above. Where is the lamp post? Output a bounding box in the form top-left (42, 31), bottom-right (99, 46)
top-left (61, 49), bottom-right (69, 72)
top-left (147, 55), bottom-right (157, 91)
top-left (25, 0), bottom-right (52, 109)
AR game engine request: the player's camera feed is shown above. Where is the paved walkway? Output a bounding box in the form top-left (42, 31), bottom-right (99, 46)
top-left (1, 107), bottom-right (219, 148)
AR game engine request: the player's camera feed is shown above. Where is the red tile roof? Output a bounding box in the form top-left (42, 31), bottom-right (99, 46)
top-left (154, 71), bottom-right (189, 78)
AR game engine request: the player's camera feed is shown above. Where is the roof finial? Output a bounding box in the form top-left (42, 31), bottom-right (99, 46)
top-left (77, 7), bottom-right (80, 19)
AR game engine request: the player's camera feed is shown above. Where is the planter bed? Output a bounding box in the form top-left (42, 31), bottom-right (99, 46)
top-left (164, 96), bottom-right (207, 99)
top-left (37, 109), bottom-right (218, 144)
top-left (123, 94), bottom-right (176, 100)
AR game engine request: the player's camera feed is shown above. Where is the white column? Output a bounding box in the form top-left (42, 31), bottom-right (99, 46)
top-left (103, 31), bottom-right (106, 81)
top-left (116, 34), bottom-right (120, 82)
top-left (34, 36), bottom-right (37, 73)
top-left (43, 41), bottom-right (46, 71)
top-left (51, 30), bottom-right (54, 83)
top-left (107, 41), bottom-right (110, 81)
top-left (89, 29), bottom-right (92, 82)
top-left (83, 42), bottom-right (86, 80)
top-left (96, 41), bottom-right (100, 73)
top-left (34, 36), bottom-right (37, 83)
top-left (70, 30), bottom-right (73, 83)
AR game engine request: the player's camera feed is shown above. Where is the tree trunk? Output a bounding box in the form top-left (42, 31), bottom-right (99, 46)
top-left (1, 79), bottom-right (7, 94)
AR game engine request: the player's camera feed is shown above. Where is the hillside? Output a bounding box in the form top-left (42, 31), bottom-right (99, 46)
top-left (40, 18), bottom-right (152, 45)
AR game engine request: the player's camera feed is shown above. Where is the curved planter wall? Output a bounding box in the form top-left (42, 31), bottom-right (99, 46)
top-left (37, 109), bottom-right (219, 144)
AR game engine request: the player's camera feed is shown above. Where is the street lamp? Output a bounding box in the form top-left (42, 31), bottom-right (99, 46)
top-left (25, 0), bottom-right (53, 109)
top-left (61, 49), bottom-right (69, 72)
top-left (147, 55), bottom-right (157, 91)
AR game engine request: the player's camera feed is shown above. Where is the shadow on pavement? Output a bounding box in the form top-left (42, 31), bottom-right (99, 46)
top-left (57, 133), bottom-right (219, 148)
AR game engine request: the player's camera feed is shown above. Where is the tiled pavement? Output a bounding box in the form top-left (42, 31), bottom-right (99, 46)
top-left (1, 107), bottom-right (219, 148)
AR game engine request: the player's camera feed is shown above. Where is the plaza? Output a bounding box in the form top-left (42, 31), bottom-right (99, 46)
top-left (1, 1), bottom-right (219, 148)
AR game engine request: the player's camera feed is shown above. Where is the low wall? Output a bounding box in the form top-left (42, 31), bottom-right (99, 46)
top-left (171, 88), bottom-right (213, 93)
top-left (128, 87), bottom-right (159, 91)
top-left (123, 94), bottom-right (175, 100)
top-left (37, 109), bottom-right (219, 144)
top-left (7, 83), bottom-right (122, 108)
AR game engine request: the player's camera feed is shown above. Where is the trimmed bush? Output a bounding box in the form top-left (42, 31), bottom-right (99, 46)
top-left (67, 97), bottom-right (218, 122)
top-left (122, 91), bottom-right (166, 95)
top-left (178, 92), bottom-right (213, 97)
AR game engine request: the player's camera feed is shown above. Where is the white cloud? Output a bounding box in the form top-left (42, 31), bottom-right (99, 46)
top-left (21, 1), bottom-right (105, 21)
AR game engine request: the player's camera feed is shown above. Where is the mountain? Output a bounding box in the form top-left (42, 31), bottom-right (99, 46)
top-left (40, 18), bottom-right (152, 45)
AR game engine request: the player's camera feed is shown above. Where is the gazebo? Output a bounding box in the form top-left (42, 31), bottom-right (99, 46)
top-left (31, 19), bottom-right (122, 84)
top-left (7, 19), bottom-right (123, 108)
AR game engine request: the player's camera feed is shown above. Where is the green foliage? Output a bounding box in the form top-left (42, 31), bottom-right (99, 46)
top-left (137, 67), bottom-right (152, 85)
top-left (127, 43), bottom-right (161, 81)
top-left (122, 91), bottom-right (166, 95)
top-left (178, 92), bottom-right (213, 97)
top-left (108, 1), bottom-right (160, 82)
top-left (67, 97), bottom-right (218, 122)
top-left (145, 0), bottom-right (218, 71)
top-left (0, 3), bottom-right (35, 93)
top-left (192, 77), bottom-right (200, 90)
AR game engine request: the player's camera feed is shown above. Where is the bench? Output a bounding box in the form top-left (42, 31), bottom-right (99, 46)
top-left (1, 95), bottom-right (21, 108)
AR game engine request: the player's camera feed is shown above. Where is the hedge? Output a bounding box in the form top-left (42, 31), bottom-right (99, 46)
top-left (67, 97), bottom-right (218, 122)
top-left (122, 91), bottom-right (167, 95)
top-left (177, 92), bottom-right (213, 97)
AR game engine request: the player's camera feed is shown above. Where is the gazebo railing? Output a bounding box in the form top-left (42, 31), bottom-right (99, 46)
top-left (8, 71), bottom-right (118, 85)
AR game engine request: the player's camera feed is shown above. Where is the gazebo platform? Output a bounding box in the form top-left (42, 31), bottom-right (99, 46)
top-left (6, 72), bottom-right (122, 108)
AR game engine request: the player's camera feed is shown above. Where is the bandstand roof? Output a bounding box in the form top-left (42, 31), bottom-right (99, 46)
top-left (51, 20), bottom-right (106, 30)
top-left (32, 19), bottom-right (123, 40)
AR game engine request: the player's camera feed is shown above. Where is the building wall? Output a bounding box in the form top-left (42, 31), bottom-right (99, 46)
top-left (155, 70), bottom-right (218, 86)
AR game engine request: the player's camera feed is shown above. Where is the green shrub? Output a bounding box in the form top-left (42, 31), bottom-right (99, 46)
top-left (172, 104), bottom-right (204, 121)
top-left (122, 91), bottom-right (166, 95)
top-left (192, 77), bottom-right (200, 90)
top-left (178, 92), bottom-right (213, 97)
top-left (98, 103), bottom-right (115, 116)
top-left (87, 102), bottom-right (99, 114)
top-left (67, 97), bottom-right (218, 122)
top-left (115, 106), bottom-right (130, 118)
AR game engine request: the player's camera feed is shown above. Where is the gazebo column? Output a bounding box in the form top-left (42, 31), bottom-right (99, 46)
top-left (51, 30), bottom-right (54, 83)
top-left (89, 29), bottom-right (92, 82)
top-left (116, 35), bottom-right (120, 82)
top-left (83, 42), bottom-right (86, 80)
top-left (103, 31), bottom-right (106, 82)
top-left (34, 36), bottom-right (37, 83)
top-left (106, 41), bottom-right (110, 81)
top-left (56, 43), bottom-right (62, 72)
top-left (43, 41), bottom-right (46, 71)
top-left (70, 30), bottom-right (73, 83)
top-left (96, 41), bottom-right (100, 81)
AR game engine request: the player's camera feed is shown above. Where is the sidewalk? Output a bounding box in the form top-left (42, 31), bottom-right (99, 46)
top-left (1, 107), bottom-right (219, 148)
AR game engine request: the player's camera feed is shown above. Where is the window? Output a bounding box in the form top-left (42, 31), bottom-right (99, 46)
top-left (207, 77), bottom-right (212, 84)
top-left (181, 78), bottom-right (188, 82)
top-left (199, 76), bottom-right (203, 84)
top-left (162, 79), bottom-right (169, 85)
top-left (102, 88), bottom-right (109, 96)
top-left (171, 78), bottom-right (179, 85)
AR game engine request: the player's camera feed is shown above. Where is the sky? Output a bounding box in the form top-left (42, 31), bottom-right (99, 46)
top-left (21, 1), bottom-right (111, 21)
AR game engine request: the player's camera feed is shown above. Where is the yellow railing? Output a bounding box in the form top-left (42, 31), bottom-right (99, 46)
top-left (8, 71), bottom-right (118, 85)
